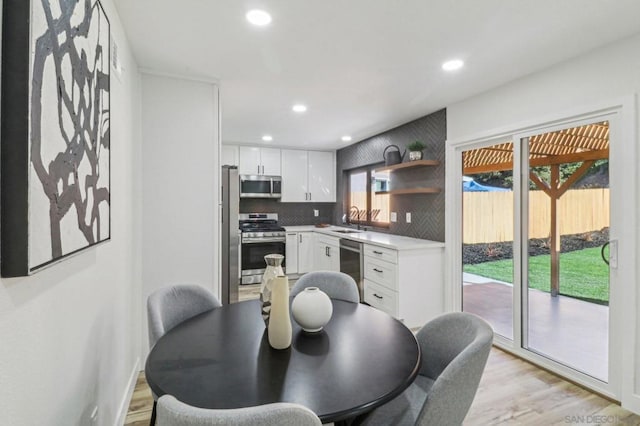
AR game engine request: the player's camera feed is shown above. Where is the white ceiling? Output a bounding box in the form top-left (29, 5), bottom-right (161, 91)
top-left (114, 0), bottom-right (640, 149)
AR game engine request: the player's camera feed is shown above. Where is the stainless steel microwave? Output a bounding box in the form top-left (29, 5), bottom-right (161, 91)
top-left (239, 175), bottom-right (282, 198)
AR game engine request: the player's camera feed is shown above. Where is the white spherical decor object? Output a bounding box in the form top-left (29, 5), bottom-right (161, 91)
top-left (292, 287), bottom-right (333, 332)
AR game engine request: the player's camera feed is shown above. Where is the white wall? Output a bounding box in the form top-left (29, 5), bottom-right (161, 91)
top-left (0, 1), bottom-right (142, 424)
top-left (447, 33), bottom-right (640, 411)
top-left (447, 34), bottom-right (640, 141)
top-left (140, 74), bottom-right (220, 358)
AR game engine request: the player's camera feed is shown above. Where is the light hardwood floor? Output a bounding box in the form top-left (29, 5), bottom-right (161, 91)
top-left (125, 347), bottom-right (640, 425)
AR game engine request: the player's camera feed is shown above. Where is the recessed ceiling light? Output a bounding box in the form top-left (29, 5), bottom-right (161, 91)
top-left (262, 135), bottom-right (273, 142)
top-left (292, 104), bottom-right (307, 113)
top-left (442, 59), bottom-right (464, 71)
top-left (341, 136), bottom-right (352, 142)
top-left (246, 10), bottom-right (272, 26)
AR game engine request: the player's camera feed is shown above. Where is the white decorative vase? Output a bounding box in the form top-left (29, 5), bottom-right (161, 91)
top-left (268, 275), bottom-right (292, 350)
top-left (261, 254), bottom-right (284, 326)
top-left (292, 287), bottom-right (333, 332)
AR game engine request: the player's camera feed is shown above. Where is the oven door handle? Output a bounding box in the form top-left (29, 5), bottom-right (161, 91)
top-left (242, 238), bottom-right (286, 244)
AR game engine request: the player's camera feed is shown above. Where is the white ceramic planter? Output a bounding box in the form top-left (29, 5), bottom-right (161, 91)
top-left (409, 151), bottom-right (423, 161)
top-left (292, 287), bottom-right (333, 332)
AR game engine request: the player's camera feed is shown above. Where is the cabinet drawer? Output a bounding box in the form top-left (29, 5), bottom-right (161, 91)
top-left (364, 280), bottom-right (398, 317)
top-left (364, 245), bottom-right (398, 264)
top-left (316, 234), bottom-right (340, 248)
top-left (363, 257), bottom-right (397, 291)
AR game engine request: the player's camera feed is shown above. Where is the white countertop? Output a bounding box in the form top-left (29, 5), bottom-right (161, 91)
top-left (283, 225), bottom-right (317, 232)
top-left (283, 225), bottom-right (444, 250)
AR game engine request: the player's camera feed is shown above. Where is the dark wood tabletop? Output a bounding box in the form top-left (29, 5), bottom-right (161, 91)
top-left (145, 299), bottom-right (421, 423)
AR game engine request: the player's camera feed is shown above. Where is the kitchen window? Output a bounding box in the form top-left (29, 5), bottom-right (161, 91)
top-left (347, 167), bottom-right (390, 226)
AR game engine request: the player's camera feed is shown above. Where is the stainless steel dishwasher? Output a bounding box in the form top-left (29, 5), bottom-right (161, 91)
top-left (339, 238), bottom-right (364, 302)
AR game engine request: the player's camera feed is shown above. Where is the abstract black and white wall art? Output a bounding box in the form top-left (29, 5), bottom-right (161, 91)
top-left (1, 0), bottom-right (111, 276)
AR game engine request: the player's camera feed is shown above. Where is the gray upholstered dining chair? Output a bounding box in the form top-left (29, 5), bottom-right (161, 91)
top-left (147, 284), bottom-right (222, 425)
top-left (156, 395), bottom-right (322, 426)
top-left (147, 284), bottom-right (222, 349)
top-left (359, 312), bottom-right (493, 426)
top-left (290, 271), bottom-right (360, 303)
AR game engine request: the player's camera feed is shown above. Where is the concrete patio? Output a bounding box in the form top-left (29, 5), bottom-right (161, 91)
top-left (463, 277), bottom-right (608, 382)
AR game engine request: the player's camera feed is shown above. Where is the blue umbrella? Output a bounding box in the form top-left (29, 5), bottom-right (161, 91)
top-left (463, 176), bottom-right (509, 192)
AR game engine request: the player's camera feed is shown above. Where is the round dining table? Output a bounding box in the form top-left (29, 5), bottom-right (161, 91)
top-left (145, 299), bottom-right (421, 424)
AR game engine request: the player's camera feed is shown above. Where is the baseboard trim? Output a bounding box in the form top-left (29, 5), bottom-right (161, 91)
top-left (115, 357), bottom-right (141, 426)
top-left (622, 393), bottom-right (640, 416)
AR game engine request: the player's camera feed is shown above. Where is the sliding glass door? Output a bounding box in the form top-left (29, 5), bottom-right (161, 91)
top-left (459, 117), bottom-right (620, 393)
top-left (462, 141), bottom-right (514, 340)
top-left (522, 122), bottom-right (611, 382)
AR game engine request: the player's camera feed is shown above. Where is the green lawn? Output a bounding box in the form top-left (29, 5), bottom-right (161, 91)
top-left (463, 247), bottom-right (609, 304)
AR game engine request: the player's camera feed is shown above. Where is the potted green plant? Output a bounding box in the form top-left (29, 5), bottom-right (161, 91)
top-left (407, 141), bottom-right (426, 161)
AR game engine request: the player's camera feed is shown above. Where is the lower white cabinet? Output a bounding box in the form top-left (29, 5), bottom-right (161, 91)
top-left (364, 280), bottom-right (398, 316)
top-left (314, 235), bottom-right (340, 272)
top-left (285, 233), bottom-right (299, 274)
top-left (363, 244), bottom-right (443, 328)
top-left (298, 232), bottom-right (315, 273)
top-left (294, 230), bottom-right (444, 329)
top-left (285, 231), bottom-right (315, 275)
top-left (364, 257), bottom-right (397, 291)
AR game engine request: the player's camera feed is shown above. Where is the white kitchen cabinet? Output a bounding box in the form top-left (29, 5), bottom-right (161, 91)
top-left (298, 232), bottom-right (315, 273)
top-left (285, 231), bottom-right (315, 274)
top-left (239, 146), bottom-right (260, 175)
top-left (364, 257), bottom-right (397, 291)
top-left (260, 148), bottom-right (281, 175)
top-left (364, 280), bottom-right (398, 317)
top-left (308, 151), bottom-right (335, 202)
top-left (285, 233), bottom-right (299, 274)
top-left (363, 243), bottom-right (443, 328)
top-left (281, 150), bottom-right (309, 202)
top-left (221, 145), bottom-right (239, 166)
top-left (239, 146), bottom-right (281, 175)
top-left (281, 149), bottom-right (335, 202)
top-left (314, 235), bottom-right (340, 271)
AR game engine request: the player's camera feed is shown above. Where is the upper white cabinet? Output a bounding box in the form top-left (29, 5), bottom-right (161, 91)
top-left (239, 146), bottom-right (281, 175)
top-left (308, 151), bottom-right (335, 202)
top-left (281, 149), bottom-right (335, 202)
top-left (260, 148), bottom-right (281, 175)
top-left (221, 145), bottom-right (239, 166)
top-left (281, 150), bottom-right (309, 201)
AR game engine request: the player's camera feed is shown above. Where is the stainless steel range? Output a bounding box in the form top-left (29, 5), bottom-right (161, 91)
top-left (239, 213), bottom-right (286, 285)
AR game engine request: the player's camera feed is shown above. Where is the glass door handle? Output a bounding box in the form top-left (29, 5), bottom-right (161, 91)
top-left (602, 240), bottom-right (618, 269)
top-left (601, 242), bottom-right (609, 265)
top-left (610, 240), bottom-right (618, 269)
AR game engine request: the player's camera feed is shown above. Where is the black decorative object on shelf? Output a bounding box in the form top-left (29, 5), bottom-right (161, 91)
top-left (1, 0), bottom-right (111, 276)
top-left (383, 144), bottom-right (406, 166)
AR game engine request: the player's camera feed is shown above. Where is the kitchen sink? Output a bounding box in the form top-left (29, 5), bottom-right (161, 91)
top-left (332, 229), bottom-right (363, 234)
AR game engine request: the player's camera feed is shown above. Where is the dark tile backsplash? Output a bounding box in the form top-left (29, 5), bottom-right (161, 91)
top-left (334, 109), bottom-right (446, 241)
top-left (240, 199), bottom-right (335, 226)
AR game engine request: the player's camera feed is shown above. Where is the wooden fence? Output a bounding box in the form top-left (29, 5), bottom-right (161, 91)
top-left (463, 188), bottom-right (610, 244)
top-left (349, 191), bottom-right (390, 223)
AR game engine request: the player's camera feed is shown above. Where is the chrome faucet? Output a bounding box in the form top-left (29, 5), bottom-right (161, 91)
top-left (348, 205), bottom-right (362, 230)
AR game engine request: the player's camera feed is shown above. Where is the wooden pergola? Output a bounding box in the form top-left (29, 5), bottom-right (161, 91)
top-left (463, 121), bottom-right (609, 297)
